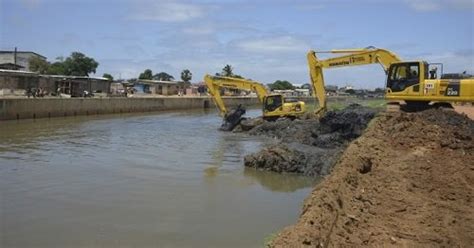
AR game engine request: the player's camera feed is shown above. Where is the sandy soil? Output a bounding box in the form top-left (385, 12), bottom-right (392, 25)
top-left (454, 104), bottom-right (474, 120)
top-left (270, 109), bottom-right (474, 247)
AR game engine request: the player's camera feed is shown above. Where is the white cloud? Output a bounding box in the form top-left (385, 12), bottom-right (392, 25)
top-left (404, 0), bottom-right (473, 12)
top-left (406, 0), bottom-right (441, 11)
top-left (232, 36), bottom-right (310, 53)
top-left (421, 50), bottom-right (474, 74)
top-left (131, 1), bottom-right (207, 22)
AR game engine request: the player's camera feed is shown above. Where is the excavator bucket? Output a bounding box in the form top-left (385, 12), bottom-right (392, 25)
top-left (220, 104), bottom-right (246, 131)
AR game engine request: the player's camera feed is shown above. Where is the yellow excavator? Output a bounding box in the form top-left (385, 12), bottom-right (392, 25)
top-left (307, 47), bottom-right (474, 114)
top-left (204, 74), bottom-right (306, 131)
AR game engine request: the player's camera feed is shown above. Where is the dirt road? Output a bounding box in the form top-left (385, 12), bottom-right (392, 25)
top-left (270, 109), bottom-right (474, 247)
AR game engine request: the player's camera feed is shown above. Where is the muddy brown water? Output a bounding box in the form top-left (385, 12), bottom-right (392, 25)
top-left (0, 109), bottom-right (318, 247)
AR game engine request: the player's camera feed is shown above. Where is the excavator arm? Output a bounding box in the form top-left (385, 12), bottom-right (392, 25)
top-left (307, 48), bottom-right (402, 115)
top-left (204, 74), bottom-right (268, 116)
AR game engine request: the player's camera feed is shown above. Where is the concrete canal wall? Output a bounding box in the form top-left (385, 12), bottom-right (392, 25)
top-left (0, 97), bottom-right (261, 121)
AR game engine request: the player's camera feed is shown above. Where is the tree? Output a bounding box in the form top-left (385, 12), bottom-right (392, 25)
top-left (374, 87), bottom-right (385, 93)
top-left (29, 57), bottom-right (50, 74)
top-left (47, 61), bottom-right (67, 75)
top-left (222, 64), bottom-right (233, 77)
top-left (180, 69), bottom-right (192, 84)
top-left (103, 73), bottom-right (114, 81)
top-left (63, 52), bottom-right (99, 76)
top-left (268, 80), bottom-right (295, 90)
top-left (215, 64), bottom-right (244, 78)
top-left (139, 69), bottom-right (153, 80)
top-left (345, 89), bottom-right (356, 95)
top-left (153, 72), bottom-right (174, 81)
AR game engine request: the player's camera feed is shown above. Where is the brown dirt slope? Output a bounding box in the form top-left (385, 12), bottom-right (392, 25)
top-left (270, 109), bottom-right (474, 247)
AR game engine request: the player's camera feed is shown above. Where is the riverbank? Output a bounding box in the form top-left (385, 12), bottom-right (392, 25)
top-left (0, 96), bottom-right (371, 121)
top-left (269, 109), bottom-right (473, 247)
top-left (0, 96), bottom-right (259, 121)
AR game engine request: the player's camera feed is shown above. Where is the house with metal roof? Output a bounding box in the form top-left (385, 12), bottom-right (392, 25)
top-left (134, 79), bottom-right (183, 95)
top-left (0, 50), bottom-right (47, 72)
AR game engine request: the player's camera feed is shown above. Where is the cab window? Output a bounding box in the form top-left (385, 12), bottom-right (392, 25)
top-left (387, 63), bottom-right (420, 92)
top-left (264, 96), bottom-right (283, 112)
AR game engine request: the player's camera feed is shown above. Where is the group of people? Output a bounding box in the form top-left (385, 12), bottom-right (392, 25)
top-left (26, 87), bottom-right (46, 98)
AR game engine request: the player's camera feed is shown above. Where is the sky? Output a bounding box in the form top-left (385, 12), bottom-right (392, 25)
top-left (1, 0), bottom-right (473, 89)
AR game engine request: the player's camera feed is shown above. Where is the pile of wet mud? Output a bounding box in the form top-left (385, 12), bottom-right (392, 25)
top-left (243, 104), bottom-right (378, 177)
top-left (270, 109), bottom-right (474, 247)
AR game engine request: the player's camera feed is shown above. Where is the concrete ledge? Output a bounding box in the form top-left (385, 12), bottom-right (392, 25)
top-left (0, 97), bottom-right (260, 121)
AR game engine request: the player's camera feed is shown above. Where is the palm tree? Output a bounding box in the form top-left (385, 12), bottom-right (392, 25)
top-left (181, 69), bottom-right (192, 84)
top-left (222, 64), bottom-right (233, 77)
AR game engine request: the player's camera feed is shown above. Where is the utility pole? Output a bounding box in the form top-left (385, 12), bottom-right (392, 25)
top-left (14, 47), bottom-right (17, 65)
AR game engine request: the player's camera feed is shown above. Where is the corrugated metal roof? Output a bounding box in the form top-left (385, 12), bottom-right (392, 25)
top-left (45, 75), bottom-right (109, 81)
top-left (0, 70), bottom-right (109, 81)
top-left (0, 69), bottom-right (38, 75)
top-left (137, 79), bottom-right (179, 85)
top-left (0, 51), bottom-right (47, 59)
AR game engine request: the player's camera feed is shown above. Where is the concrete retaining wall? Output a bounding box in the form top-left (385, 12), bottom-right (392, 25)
top-left (0, 97), bottom-right (260, 121)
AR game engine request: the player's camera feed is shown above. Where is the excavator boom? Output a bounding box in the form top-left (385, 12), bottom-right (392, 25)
top-left (204, 74), bottom-right (307, 131)
top-left (307, 48), bottom-right (402, 115)
top-left (204, 74), bottom-right (268, 116)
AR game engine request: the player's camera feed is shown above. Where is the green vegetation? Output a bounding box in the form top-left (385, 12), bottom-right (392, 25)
top-left (345, 89), bottom-right (356, 95)
top-left (138, 69), bottom-right (153, 80)
top-left (102, 73), bottom-right (114, 81)
top-left (263, 232), bottom-right (277, 247)
top-left (29, 52), bottom-right (99, 76)
top-left (215, 64), bottom-right (244, 78)
top-left (268, 80), bottom-right (295, 90)
top-left (180, 69), bottom-right (192, 84)
top-left (153, 72), bottom-right (174, 81)
top-left (29, 56), bottom-right (49, 74)
top-left (138, 69), bottom-right (175, 81)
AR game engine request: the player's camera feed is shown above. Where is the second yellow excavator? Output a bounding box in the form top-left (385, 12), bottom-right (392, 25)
top-left (204, 74), bottom-right (306, 131)
top-left (307, 47), bottom-right (474, 114)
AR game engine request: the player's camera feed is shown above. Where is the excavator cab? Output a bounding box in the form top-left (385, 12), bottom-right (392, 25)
top-left (386, 62), bottom-right (423, 93)
top-left (263, 94), bottom-right (305, 120)
top-left (263, 95), bottom-right (283, 112)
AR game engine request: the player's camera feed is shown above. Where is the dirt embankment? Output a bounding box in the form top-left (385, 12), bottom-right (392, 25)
top-left (243, 104), bottom-right (377, 177)
top-left (270, 109), bottom-right (474, 247)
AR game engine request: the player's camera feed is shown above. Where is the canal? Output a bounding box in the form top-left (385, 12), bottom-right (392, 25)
top-left (0, 109), bottom-right (317, 247)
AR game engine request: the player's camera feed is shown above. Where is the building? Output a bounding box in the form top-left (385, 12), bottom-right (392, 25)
top-left (294, 88), bottom-right (310, 96)
top-left (0, 50), bottom-right (47, 71)
top-left (52, 75), bottom-right (111, 97)
top-left (0, 69), bottom-right (111, 97)
top-left (134, 80), bottom-right (183, 95)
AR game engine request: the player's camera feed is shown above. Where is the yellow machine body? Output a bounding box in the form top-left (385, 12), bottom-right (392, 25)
top-left (306, 47), bottom-right (474, 113)
top-left (203, 75), bottom-right (306, 119)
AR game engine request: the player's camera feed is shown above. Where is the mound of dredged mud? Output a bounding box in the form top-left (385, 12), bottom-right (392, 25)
top-left (244, 104), bottom-right (377, 176)
top-left (270, 109), bottom-right (474, 247)
top-left (243, 143), bottom-right (342, 177)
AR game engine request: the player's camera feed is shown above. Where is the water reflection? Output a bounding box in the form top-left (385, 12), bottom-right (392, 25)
top-left (243, 167), bottom-right (319, 192)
